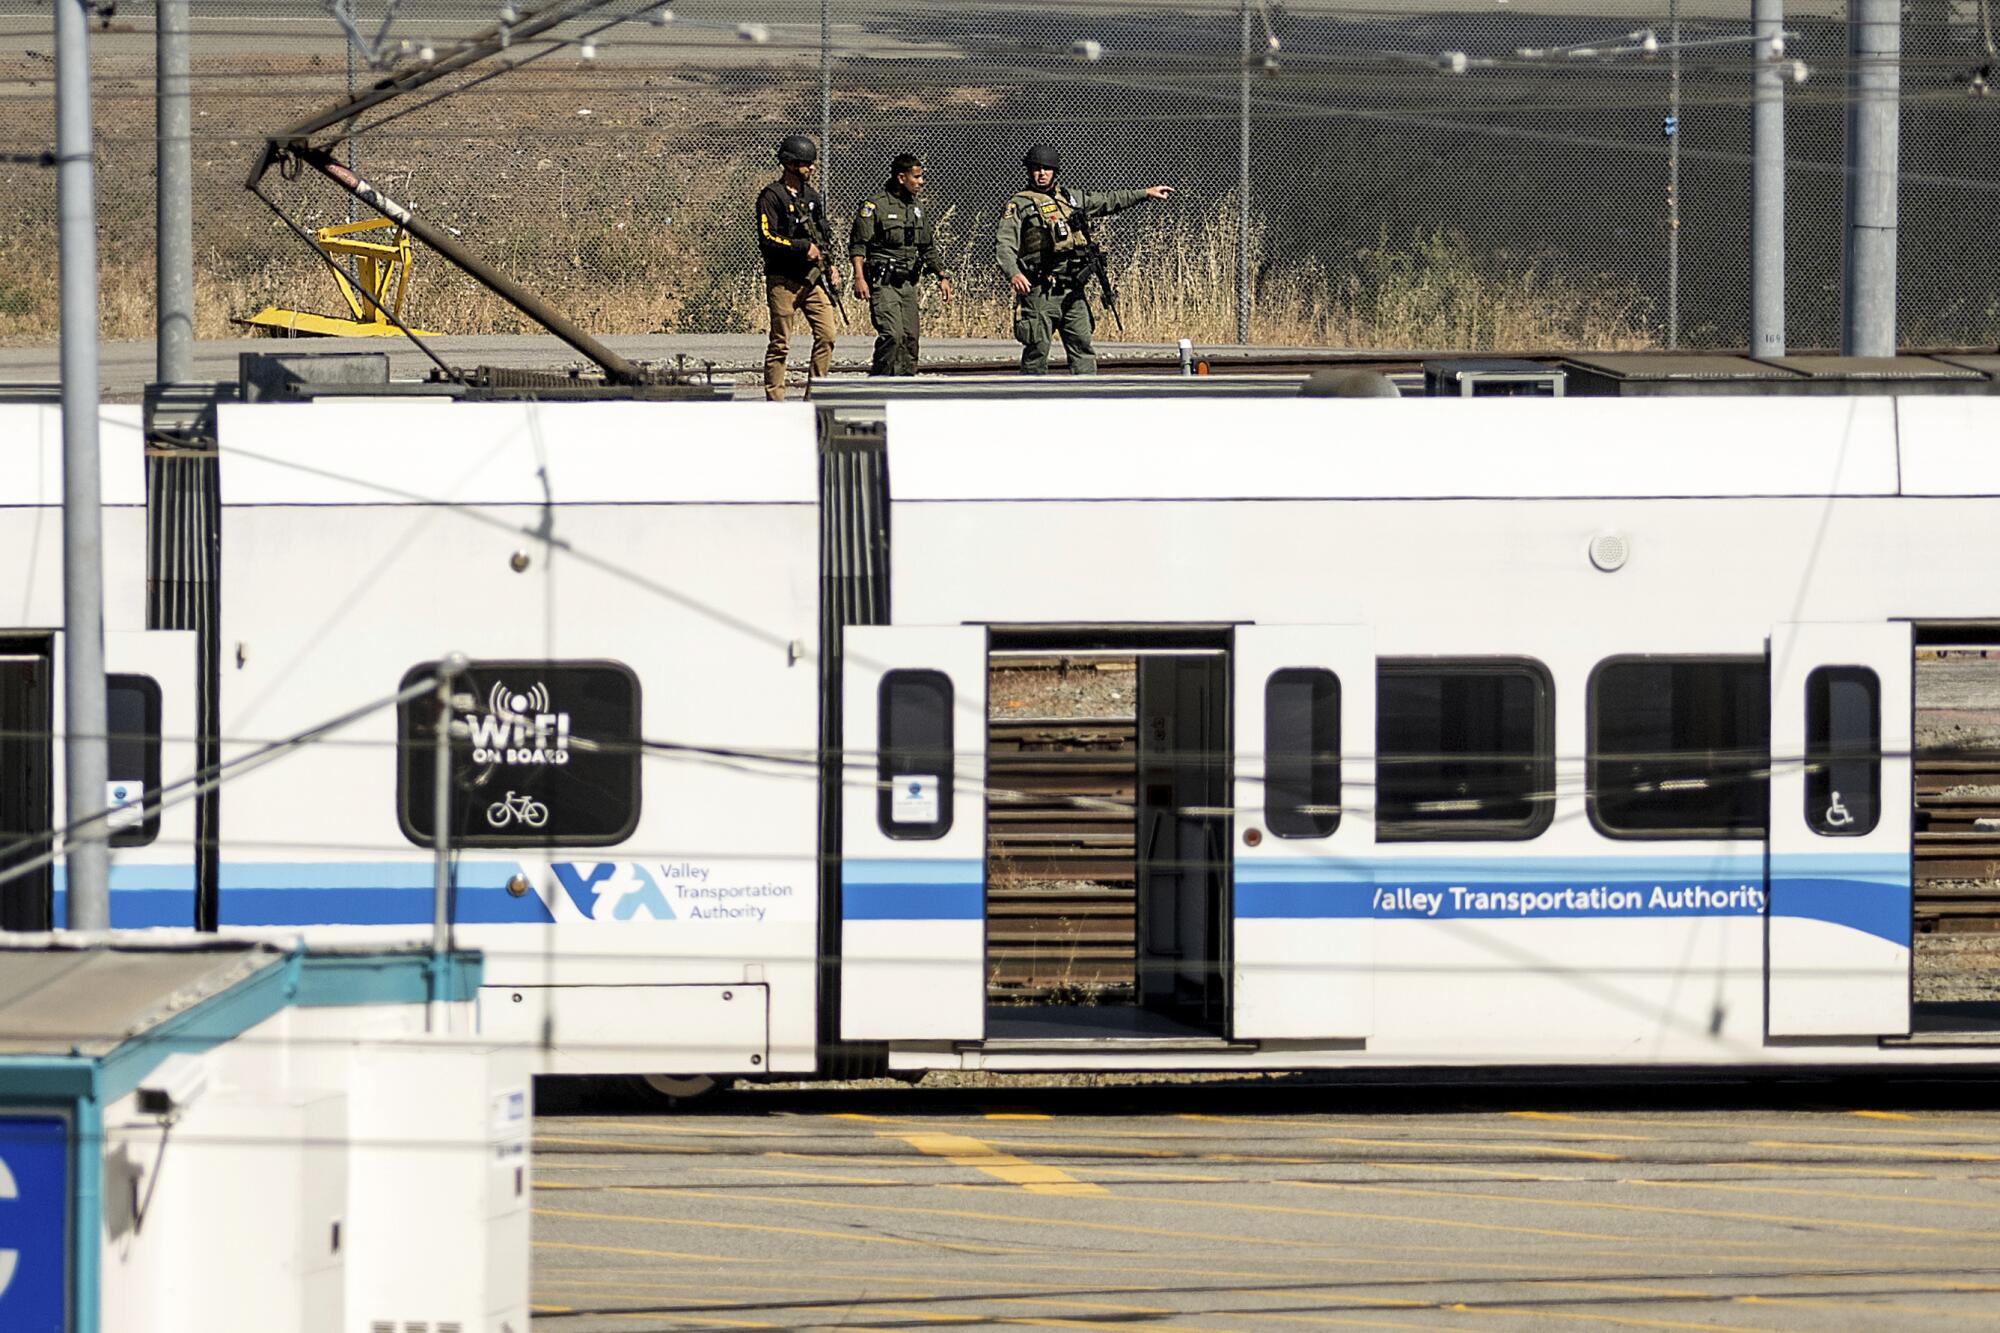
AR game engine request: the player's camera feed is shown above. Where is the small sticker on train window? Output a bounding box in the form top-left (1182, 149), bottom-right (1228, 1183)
top-left (891, 775), bottom-right (940, 824)
top-left (105, 780), bottom-right (145, 831)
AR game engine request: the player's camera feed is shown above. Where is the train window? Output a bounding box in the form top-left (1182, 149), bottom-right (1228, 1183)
top-left (1377, 660), bottom-right (1553, 841)
top-left (1266, 668), bottom-right (1340, 838)
top-left (106, 674), bottom-right (162, 848)
top-left (1589, 658), bottom-right (1769, 838)
top-left (878, 670), bottom-right (954, 840)
top-left (397, 660), bottom-right (642, 847)
top-left (1806, 666), bottom-right (1880, 837)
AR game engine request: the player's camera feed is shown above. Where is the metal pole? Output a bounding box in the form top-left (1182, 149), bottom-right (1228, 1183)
top-left (1666, 0), bottom-right (1681, 351)
top-left (344, 0), bottom-right (357, 225)
top-left (156, 0), bottom-right (193, 384)
top-left (1236, 0), bottom-right (1251, 345)
top-left (1750, 0), bottom-right (1785, 357)
top-left (56, 0), bottom-right (110, 931)
top-left (819, 0), bottom-right (832, 206)
top-left (428, 660), bottom-right (462, 972)
top-left (1843, 0), bottom-right (1899, 356)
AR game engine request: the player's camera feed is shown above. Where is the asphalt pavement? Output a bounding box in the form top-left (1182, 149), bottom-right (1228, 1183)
top-left (531, 1073), bottom-right (2000, 1332)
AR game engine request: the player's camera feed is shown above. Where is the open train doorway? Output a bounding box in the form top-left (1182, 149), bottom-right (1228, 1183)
top-left (985, 633), bottom-right (1230, 1042)
top-left (1911, 626), bottom-right (2000, 1029)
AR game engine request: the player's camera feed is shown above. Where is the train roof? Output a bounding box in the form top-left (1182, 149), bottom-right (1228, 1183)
top-left (880, 397), bottom-right (2000, 502)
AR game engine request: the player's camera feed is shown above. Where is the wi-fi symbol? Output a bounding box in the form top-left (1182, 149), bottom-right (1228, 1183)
top-left (488, 681), bottom-right (550, 718)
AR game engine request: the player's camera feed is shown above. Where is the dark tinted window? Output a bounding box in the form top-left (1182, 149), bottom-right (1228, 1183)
top-left (399, 660), bottom-right (641, 847)
top-left (1590, 658), bottom-right (1769, 838)
top-left (878, 670), bottom-right (953, 840)
top-left (1266, 668), bottom-right (1340, 838)
top-left (1806, 666), bottom-right (1880, 836)
top-left (106, 674), bottom-right (162, 848)
top-left (1378, 661), bottom-right (1552, 841)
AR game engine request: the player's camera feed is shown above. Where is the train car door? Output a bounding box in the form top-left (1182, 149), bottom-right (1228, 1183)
top-left (1231, 626), bottom-right (1377, 1040)
top-left (1766, 622), bottom-right (1913, 1037)
top-left (840, 626), bottom-right (987, 1041)
top-left (0, 642), bottom-right (53, 930)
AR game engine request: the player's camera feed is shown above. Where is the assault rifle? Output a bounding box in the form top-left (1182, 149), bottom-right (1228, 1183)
top-left (1067, 187), bottom-right (1123, 332)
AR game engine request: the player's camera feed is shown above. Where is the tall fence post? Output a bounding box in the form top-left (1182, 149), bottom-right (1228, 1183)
top-left (1665, 0), bottom-right (1681, 350)
top-left (1843, 0), bottom-right (1899, 356)
top-left (1236, 0), bottom-right (1251, 345)
top-left (156, 0), bottom-right (192, 383)
top-left (57, 0), bottom-right (110, 932)
top-left (820, 0), bottom-right (833, 208)
top-left (1750, 0), bottom-right (1785, 357)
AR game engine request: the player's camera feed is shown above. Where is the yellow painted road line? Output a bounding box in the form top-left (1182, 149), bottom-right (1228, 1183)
top-left (1630, 1176), bottom-right (2000, 1213)
top-left (1853, 1110), bottom-right (1916, 1121)
top-left (1753, 1139), bottom-right (2000, 1163)
top-left (839, 1112), bottom-right (1206, 1142)
top-left (987, 1112), bottom-right (1054, 1120)
top-left (887, 1130), bottom-right (1109, 1196)
top-left (534, 1202), bottom-right (1035, 1254)
top-left (1288, 1178), bottom-right (2000, 1243)
top-left (1319, 1135), bottom-right (1624, 1162)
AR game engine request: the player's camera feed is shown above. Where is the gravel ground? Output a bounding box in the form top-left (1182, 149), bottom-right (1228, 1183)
top-left (1915, 932), bottom-right (2000, 1002)
top-left (990, 660), bottom-right (1136, 720)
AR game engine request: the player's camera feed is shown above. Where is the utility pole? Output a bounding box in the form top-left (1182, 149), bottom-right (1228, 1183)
top-left (1749, 0), bottom-right (1785, 357)
top-left (156, 0), bottom-right (192, 383)
top-left (1236, 0), bottom-right (1252, 345)
top-left (1843, 0), bottom-right (1899, 356)
top-left (56, 0), bottom-right (110, 931)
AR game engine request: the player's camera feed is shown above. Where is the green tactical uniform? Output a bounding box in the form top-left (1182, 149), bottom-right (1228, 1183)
top-left (995, 186), bottom-right (1148, 375)
top-left (850, 186), bottom-right (948, 377)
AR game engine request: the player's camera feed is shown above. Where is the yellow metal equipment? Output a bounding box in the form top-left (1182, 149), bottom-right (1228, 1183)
top-left (241, 217), bottom-right (438, 337)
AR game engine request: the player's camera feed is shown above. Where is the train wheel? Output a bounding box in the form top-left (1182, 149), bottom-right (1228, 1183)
top-left (625, 1073), bottom-right (722, 1107)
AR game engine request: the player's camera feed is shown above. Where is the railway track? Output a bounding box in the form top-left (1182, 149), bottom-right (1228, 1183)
top-left (986, 717), bottom-right (2000, 996)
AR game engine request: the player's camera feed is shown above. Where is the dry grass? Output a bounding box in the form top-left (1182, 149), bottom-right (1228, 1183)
top-left (0, 50), bottom-right (1658, 351)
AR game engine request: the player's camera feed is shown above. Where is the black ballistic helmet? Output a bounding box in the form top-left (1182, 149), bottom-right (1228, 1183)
top-left (1022, 144), bottom-right (1061, 171)
top-left (777, 134), bottom-right (818, 166)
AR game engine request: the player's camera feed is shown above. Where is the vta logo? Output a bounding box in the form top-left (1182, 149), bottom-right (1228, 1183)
top-left (552, 863), bottom-right (676, 921)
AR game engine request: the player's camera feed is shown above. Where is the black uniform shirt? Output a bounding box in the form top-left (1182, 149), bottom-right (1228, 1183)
top-left (756, 178), bottom-right (829, 281)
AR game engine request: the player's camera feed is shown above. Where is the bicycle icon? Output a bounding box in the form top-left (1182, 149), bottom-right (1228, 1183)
top-left (486, 790), bottom-right (549, 830)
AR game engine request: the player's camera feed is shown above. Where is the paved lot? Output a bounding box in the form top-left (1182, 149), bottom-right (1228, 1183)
top-left (531, 1074), bottom-right (2000, 1332)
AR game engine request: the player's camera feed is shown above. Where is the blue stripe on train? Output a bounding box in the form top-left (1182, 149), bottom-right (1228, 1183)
top-left (842, 858), bottom-right (983, 920)
top-left (55, 861), bottom-right (554, 927)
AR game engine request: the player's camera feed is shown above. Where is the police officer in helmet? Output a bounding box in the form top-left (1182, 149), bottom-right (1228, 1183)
top-left (755, 133), bottom-right (841, 401)
top-left (850, 152), bottom-right (953, 377)
top-left (995, 145), bottom-right (1173, 374)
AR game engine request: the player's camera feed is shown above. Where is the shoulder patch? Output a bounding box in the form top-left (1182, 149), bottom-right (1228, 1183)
top-left (861, 201), bottom-right (875, 216)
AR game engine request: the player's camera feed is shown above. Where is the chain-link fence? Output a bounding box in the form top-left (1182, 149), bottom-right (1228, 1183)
top-left (1, 0), bottom-right (1996, 350)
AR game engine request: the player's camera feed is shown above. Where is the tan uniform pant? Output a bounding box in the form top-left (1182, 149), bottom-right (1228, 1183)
top-left (764, 275), bottom-right (837, 401)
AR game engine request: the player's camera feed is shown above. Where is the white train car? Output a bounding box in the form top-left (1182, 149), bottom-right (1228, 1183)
top-left (213, 401), bottom-right (823, 1076)
top-left (24, 390), bottom-right (2000, 1078)
top-left (0, 404), bottom-right (198, 931)
top-left (859, 395), bottom-right (1999, 1069)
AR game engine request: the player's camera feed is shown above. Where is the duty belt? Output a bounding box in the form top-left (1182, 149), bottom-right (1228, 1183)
top-left (865, 258), bottom-right (919, 286)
